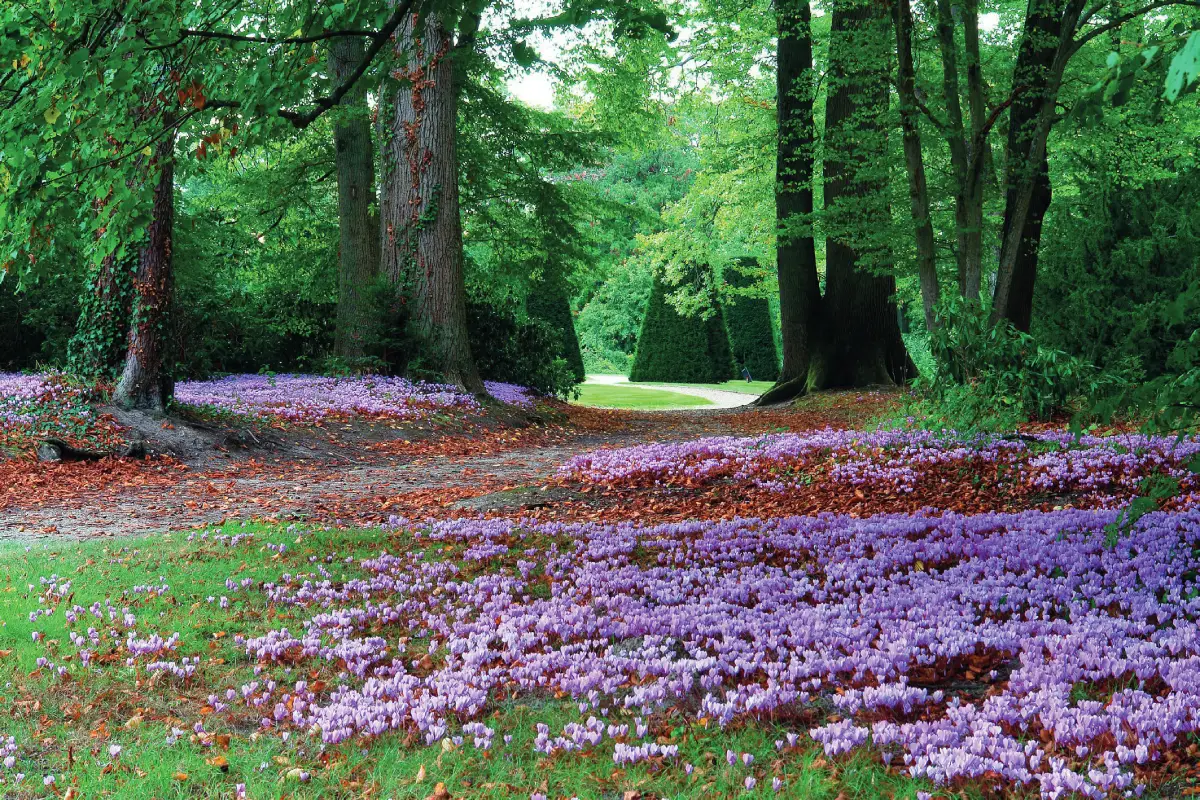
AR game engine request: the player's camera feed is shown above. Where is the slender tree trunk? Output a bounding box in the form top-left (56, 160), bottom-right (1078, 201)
top-left (330, 36), bottom-right (381, 362)
top-left (962, 0), bottom-right (997, 187)
top-left (381, 10), bottom-right (483, 392)
top-left (894, 0), bottom-right (941, 331)
top-left (114, 133), bottom-right (176, 411)
top-left (931, 0), bottom-right (982, 299)
top-left (761, 0), bottom-right (822, 405)
top-left (820, 0), bottom-right (913, 388)
top-left (991, 0), bottom-right (1083, 327)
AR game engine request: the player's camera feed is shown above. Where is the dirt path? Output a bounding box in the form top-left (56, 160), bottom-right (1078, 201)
top-left (0, 409), bottom-right (739, 542)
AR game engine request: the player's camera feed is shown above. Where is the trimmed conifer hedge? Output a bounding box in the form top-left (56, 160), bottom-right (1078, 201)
top-left (527, 271), bottom-right (586, 383)
top-left (723, 259), bottom-right (780, 382)
top-left (630, 269), bottom-right (736, 383)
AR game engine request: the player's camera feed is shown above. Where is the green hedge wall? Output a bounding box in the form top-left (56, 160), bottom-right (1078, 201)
top-left (630, 271), bottom-right (736, 383)
top-left (723, 260), bottom-right (779, 382)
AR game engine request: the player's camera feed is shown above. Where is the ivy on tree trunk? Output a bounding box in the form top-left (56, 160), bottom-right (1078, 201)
top-left (114, 133), bottom-right (176, 412)
top-left (381, 9), bottom-right (484, 393)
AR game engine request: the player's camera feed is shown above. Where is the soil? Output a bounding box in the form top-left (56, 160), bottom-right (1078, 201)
top-left (0, 399), bottom-right (765, 541)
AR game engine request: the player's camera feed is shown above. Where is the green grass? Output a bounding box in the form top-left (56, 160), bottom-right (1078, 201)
top-left (636, 380), bottom-right (776, 397)
top-left (572, 383), bottom-right (714, 410)
top-left (0, 523), bottom-right (926, 800)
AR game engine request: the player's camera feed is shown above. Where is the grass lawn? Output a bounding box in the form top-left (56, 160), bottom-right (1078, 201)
top-left (573, 383), bottom-right (714, 410)
top-left (636, 380), bottom-right (776, 396)
top-left (0, 523), bottom-right (918, 799)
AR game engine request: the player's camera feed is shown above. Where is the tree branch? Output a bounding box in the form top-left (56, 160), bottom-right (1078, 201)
top-left (1071, 0), bottom-right (1200, 54)
top-left (175, 27), bottom-right (380, 46)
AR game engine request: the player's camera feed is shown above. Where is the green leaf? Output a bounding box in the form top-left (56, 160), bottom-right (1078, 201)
top-left (1164, 31), bottom-right (1200, 102)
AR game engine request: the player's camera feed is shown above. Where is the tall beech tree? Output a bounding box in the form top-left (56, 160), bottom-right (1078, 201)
top-left (329, 35), bottom-right (382, 361)
top-left (762, 0), bottom-right (822, 404)
top-left (764, 0), bottom-right (912, 404)
top-left (380, 5), bottom-right (486, 392)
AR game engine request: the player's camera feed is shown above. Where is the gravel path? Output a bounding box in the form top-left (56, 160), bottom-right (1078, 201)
top-left (582, 374), bottom-right (752, 410)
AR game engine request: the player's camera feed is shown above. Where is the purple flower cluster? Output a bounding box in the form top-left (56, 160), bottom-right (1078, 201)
top-left (207, 501), bottom-right (1200, 797)
top-left (560, 429), bottom-right (1200, 500)
top-left (0, 372), bottom-right (92, 430)
top-left (174, 374), bottom-right (534, 421)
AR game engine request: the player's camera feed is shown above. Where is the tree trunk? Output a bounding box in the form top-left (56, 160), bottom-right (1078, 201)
top-left (894, 0), bottom-right (941, 332)
top-left (330, 35), bottom-right (381, 362)
top-left (114, 133), bottom-right (176, 412)
top-left (931, 0), bottom-right (982, 300)
top-left (820, 0), bottom-right (913, 388)
top-left (991, 0), bottom-right (1082, 328)
top-left (762, 0), bottom-right (823, 405)
top-left (381, 10), bottom-right (483, 393)
top-left (962, 0), bottom-right (997, 188)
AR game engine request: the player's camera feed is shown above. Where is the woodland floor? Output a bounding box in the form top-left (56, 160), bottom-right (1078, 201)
top-left (4, 385), bottom-right (1200, 800)
top-left (0, 393), bottom-right (881, 541)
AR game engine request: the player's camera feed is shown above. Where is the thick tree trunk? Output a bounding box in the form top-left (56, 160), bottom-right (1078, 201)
top-left (760, 0), bottom-right (822, 406)
top-left (992, 0), bottom-right (1082, 328)
top-left (329, 36), bottom-right (381, 361)
top-left (381, 10), bottom-right (483, 393)
top-left (820, 0), bottom-right (913, 388)
top-left (894, 0), bottom-right (941, 332)
top-left (114, 134), bottom-right (176, 412)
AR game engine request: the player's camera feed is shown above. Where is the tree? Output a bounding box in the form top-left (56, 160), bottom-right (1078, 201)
top-left (329, 35), bottom-right (382, 362)
top-left (114, 133), bottom-right (177, 411)
top-left (765, 0), bottom-right (822, 403)
top-left (819, 0), bottom-right (912, 388)
top-left (893, 0), bottom-right (940, 331)
top-left (380, 5), bottom-right (485, 392)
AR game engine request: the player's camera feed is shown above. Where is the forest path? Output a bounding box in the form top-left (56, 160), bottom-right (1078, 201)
top-left (0, 408), bottom-right (742, 543)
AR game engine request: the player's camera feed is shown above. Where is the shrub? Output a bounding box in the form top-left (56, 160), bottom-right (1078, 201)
top-left (722, 260), bottom-right (779, 382)
top-left (466, 300), bottom-right (581, 398)
top-left (629, 270), bottom-right (735, 383)
top-left (527, 272), bottom-right (586, 383)
top-left (918, 297), bottom-right (1133, 430)
top-left (1036, 173), bottom-right (1200, 380)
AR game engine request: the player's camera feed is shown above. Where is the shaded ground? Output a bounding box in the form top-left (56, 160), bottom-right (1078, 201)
top-left (0, 398), bottom-right (780, 540)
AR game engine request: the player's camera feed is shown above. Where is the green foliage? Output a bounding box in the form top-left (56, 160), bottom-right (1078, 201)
top-left (919, 298), bottom-right (1132, 431)
top-left (630, 271), bottom-right (735, 384)
top-left (722, 261), bottom-right (780, 382)
top-left (466, 300), bottom-right (582, 398)
top-left (1036, 171), bottom-right (1200, 380)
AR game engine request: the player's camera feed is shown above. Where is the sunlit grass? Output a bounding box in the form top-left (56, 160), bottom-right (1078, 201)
top-left (572, 383), bottom-right (714, 410)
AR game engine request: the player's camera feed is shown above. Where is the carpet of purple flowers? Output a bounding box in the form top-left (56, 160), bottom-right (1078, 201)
top-left (6, 376), bottom-right (1200, 797)
top-left (175, 374), bottom-right (534, 421)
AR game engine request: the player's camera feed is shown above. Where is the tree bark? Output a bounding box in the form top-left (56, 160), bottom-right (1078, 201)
top-left (930, 0), bottom-right (983, 300)
top-left (380, 10), bottom-right (484, 393)
top-left (762, 0), bottom-right (822, 404)
top-left (991, 0), bottom-right (1083, 328)
top-left (114, 133), bottom-right (176, 412)
top-left (820, 0), bottom-right (914, 388)
top-left (329, 35), bottom-right (381, 361)
top-left (894, 0), bottom-right (941, 331)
